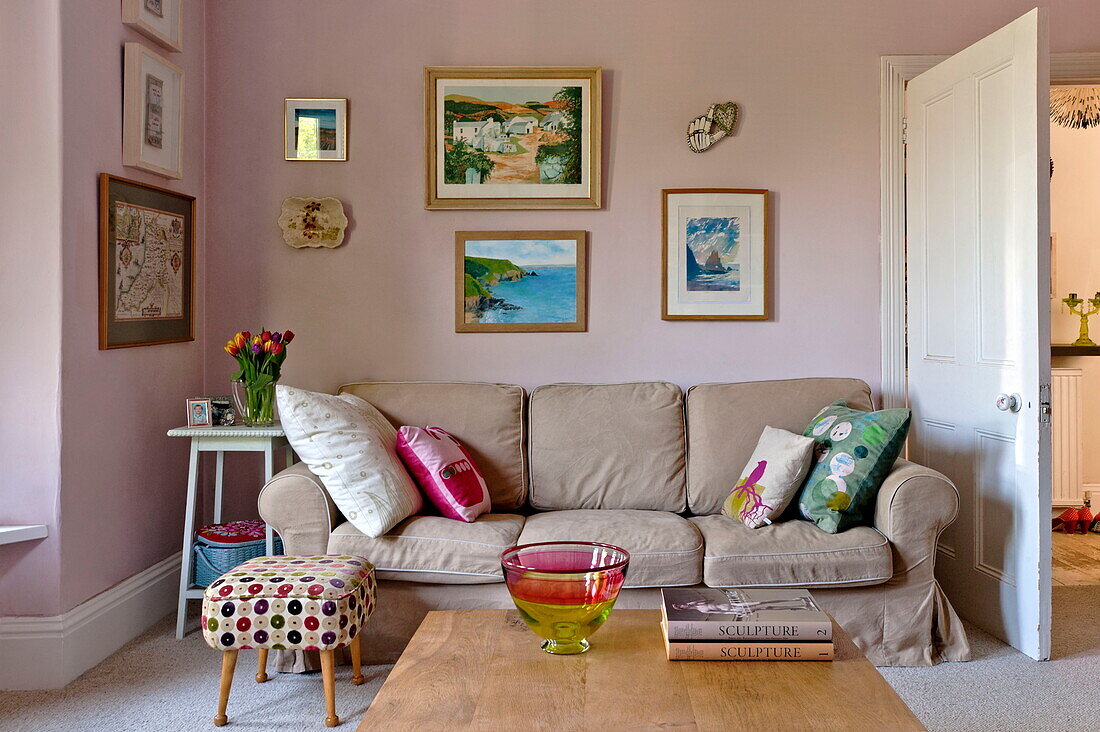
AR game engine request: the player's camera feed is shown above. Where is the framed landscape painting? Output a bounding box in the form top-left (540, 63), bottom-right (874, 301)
top-left (662, 189), bottom-right (770, 320)
top-left (123, 42), bottom-right (184, 179)
top-left (99, 174), bottom-right (195, 349)
top-left (284, 98), bottom-right (347, 161)
top-left (426, 67), bottom-right (601, 209)
top-left (456, 231), bottom-right (587, 332)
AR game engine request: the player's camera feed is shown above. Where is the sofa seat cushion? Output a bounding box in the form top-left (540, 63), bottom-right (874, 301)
top-left (327, 513), bottom-right (525, 584)
top-left (689, 515), bottom-right (892, 589)
top-left (516, 510), bottom-right (702, 588)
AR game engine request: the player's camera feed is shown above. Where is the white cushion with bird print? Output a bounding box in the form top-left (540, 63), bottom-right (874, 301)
top-left (722, 426), bottom-right (815, 529)
top-left (277, 385), bottom-right (423, 538)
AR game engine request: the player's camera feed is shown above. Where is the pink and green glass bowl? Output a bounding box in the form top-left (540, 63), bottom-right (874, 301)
top-left (500, 541), bottom-right (630, 655)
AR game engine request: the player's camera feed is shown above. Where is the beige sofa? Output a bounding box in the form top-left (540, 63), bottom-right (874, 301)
top-left (259, 377), bottom-right (971, 667)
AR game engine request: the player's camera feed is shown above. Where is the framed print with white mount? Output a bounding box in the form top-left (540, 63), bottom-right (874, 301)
top-left (122, 0), bottom-right (183, 53)
top-left (425, 66), bottom-right (601, 209)
top-left (99, 173), bottom-right (195, 349)
top-left (284, 98), bottom-right (347, 161)
top-left (662, 188), bottom-right (770, 320)
top-left (123, 42), bottom-right (184, 179)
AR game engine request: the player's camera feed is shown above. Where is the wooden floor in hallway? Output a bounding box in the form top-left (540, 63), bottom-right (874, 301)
top-left (1053, 529), bottom-right (1100, 585)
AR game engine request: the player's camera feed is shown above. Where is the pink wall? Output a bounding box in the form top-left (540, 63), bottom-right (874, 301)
top-left (203, 0), bottom-right (1100, 409)
top-left (0, 0), bottom-right (63, 616)
top-left (54, 0), bottom-right (207, 612)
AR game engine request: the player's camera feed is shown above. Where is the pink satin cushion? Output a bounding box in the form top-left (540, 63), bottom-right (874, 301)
top-left (395, 426), bottom-right (491, 522)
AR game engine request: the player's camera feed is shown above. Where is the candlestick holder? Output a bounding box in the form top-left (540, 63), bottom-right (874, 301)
top-left (1063, 292), bottom-right (1100, 346)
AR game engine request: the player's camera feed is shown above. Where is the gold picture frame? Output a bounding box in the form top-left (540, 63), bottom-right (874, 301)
top-left (662, 188), bottom-right (771, 321)
top-left (284, 98), bottom-right (348, 161)
top-left (425, 66), bottom-right (601, 210)
top-left (455, 230), bottom-right (587, 332)
top-left (99, 173), bottom-right (195, 349)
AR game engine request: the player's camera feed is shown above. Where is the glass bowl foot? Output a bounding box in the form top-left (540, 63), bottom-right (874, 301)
top-left (541, 639), bottom-right (590, 655)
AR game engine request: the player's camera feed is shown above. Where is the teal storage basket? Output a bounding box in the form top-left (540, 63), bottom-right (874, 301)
top-left (192, 535), bottom-right (283, 588)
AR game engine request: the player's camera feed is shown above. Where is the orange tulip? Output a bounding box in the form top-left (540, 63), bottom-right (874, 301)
top-left (263, 340), bottom-right (274, 353)
top-left (234, 333), bottom-right (246, 349)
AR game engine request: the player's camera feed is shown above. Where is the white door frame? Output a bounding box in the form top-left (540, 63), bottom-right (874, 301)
top-left (880, 52), bottom-right (1100, 409)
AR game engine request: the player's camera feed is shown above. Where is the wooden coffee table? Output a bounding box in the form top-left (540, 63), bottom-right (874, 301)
top-left (358, 609), bottom-right (923, 731)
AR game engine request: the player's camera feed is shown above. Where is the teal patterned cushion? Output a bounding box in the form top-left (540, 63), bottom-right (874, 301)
top-left (795, 401), bottom-right (911, 533)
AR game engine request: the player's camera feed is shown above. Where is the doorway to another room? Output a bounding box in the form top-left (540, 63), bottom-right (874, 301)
top-left (1049, 85), bottom-right (1100, 587)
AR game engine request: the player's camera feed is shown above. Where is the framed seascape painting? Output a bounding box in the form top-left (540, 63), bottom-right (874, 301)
top-left (456, 231), bottom-right (587, 332)
top-left (425, 67), bottom-right (601, 209)
top-left (284, 98), bottom-right (347, 161)
top-left (99, 174), bottom-right (195, 349)
top-left (662, 189), bottom-right (770, 320)
top-left (123, 42), bottom-right (184, 179)
top-left (122, 0), bottom-right (184, 52)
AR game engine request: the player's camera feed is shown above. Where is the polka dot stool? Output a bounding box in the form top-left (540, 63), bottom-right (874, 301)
top-left (201, 555), bottom-right (376, 727)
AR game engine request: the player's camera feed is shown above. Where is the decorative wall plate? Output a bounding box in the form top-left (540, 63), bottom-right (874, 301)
top-left (278, 196), bottom-right (348, 248)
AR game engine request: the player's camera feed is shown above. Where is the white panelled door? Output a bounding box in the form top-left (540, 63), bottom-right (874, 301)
top-left (906, 8), bottom-right (1051, 660)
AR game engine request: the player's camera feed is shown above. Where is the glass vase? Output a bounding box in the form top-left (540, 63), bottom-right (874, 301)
top-left (231, 377), bottom-right (279, 426)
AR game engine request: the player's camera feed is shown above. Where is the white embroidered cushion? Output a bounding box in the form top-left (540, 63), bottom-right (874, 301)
top-left (277, 385), bottom-right (422, 538)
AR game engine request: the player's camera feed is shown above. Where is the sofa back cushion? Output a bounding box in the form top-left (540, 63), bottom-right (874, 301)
top-left (339, 380), bottom-right (527, 510)
top-left (686, 378), bottom-right (873, 515)
top-left (528, 382), bottom-right (686, 511)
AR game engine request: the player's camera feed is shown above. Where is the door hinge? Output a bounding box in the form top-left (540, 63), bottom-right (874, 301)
top-left (1040, 383), bottom-right (1052, 424)
top-left (901, 116), bottom-right (908, 144)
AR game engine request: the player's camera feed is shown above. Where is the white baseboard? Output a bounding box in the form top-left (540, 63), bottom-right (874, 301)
top-left (0, 554), bottom-right (180, 689)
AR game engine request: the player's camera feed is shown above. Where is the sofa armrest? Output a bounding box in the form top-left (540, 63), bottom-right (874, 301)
top-left (874, 458), bottom-right (959, 573)
top-left (258, 463), bottom-right (340, 555)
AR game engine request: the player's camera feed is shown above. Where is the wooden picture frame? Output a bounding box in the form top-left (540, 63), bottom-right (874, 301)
top-left (122, 0), bottom-right (183, 53)
top-left (123, 42), bottom-right (185, 179)
top-left (425, 66), bottom-right (601, 210)
top-left (284, 98), bottom-right (348, 161)
top-left (99, 173), bottom-right (195, 349)
top-left (662, 188), bottom-right (770, 320)
top-left (456, 230), bottom-right (587, 332)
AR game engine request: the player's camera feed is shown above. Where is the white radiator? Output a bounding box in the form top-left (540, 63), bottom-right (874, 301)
top-left (1052, 367), bottom-right (1083, 507)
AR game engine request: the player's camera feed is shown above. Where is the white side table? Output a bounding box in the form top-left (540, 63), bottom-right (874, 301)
top-left (167, 424), bottom-right (295, 638)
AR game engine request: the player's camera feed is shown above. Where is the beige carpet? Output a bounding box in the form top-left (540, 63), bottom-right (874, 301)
top-left (3, 588), bottom-right (1099, 731)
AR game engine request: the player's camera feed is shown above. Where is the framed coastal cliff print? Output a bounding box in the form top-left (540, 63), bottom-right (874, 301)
top-left (99, 174), bottom-right (195, 349)
top-left (456, 231), bottom-right (587, 332)
top-left (123, 43), bottom-right (184, 179)
top-left (425, 67), bottom-right (601, 209)
top-left (122, 0), bottom-right (183, 53)
top-left (284, 98), bottom-right (348, 161)
top-left (662, 189), bottom-right (770, 320)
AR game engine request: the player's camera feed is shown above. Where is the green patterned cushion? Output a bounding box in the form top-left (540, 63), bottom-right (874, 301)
top-left (795, 401), bottom-right (911, 533)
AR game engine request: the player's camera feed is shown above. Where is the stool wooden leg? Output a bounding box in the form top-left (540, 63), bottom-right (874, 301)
top-left (255, 648), bottom-right (269, 683)
top-left (320, 649), bottom-right (339, 727)
top-left (214, 650), bottom-right (238, 727)
top-left (350, 635), bottom-right (364, 685)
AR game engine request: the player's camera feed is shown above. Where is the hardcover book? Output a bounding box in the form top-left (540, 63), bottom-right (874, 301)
top-left (661, 622), bottom-right (835, 661)
top-left (660, 588), bottom-right (832, 642)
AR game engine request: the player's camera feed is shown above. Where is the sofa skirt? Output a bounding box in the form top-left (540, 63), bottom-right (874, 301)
top-left (275, 576), bottom-right (970, 672)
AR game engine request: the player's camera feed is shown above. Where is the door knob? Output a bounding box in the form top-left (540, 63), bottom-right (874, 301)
top-left (995, 393), bottom-right (1021, 412)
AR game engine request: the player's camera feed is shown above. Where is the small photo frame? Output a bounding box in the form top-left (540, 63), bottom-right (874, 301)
top-left (284, 98), bottom-right (347, 161)
top-left (456, 230), bottom-right (587, 333)
top-left (123, 43), bottom-right (185, 179)
top-left (186, 397), bottom-right (212, 427)
top-left (122, 0), bottom-right (183, 53)
top-left (662, 188), bottom-right (770, 320)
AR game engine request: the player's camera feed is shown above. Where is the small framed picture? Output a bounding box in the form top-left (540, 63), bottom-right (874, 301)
top-left (662, 188), bottom-right (770, 320)
top-left (284, 98), bottom-right (347, 161)
top-left (186, 398), bottom-right (212, 427)
top-left (210, 396), bottom-right (235, 426)
top-left (123, 43), bottom-right (185, 179)
top-left (122, 0), bottom-right (183, 53)
top-left (456, 230), bottom-right (587, 333)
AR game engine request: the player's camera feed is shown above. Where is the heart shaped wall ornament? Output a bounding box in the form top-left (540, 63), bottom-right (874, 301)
top-left (686, 101), bottom-right (740, 153)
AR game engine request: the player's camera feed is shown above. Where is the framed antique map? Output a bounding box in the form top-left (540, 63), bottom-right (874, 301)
top-left (99, 173), bottom-right (195, 349)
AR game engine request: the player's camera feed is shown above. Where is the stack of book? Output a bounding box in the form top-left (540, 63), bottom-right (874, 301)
top-left (660, 588), bottom-right (834, 661)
